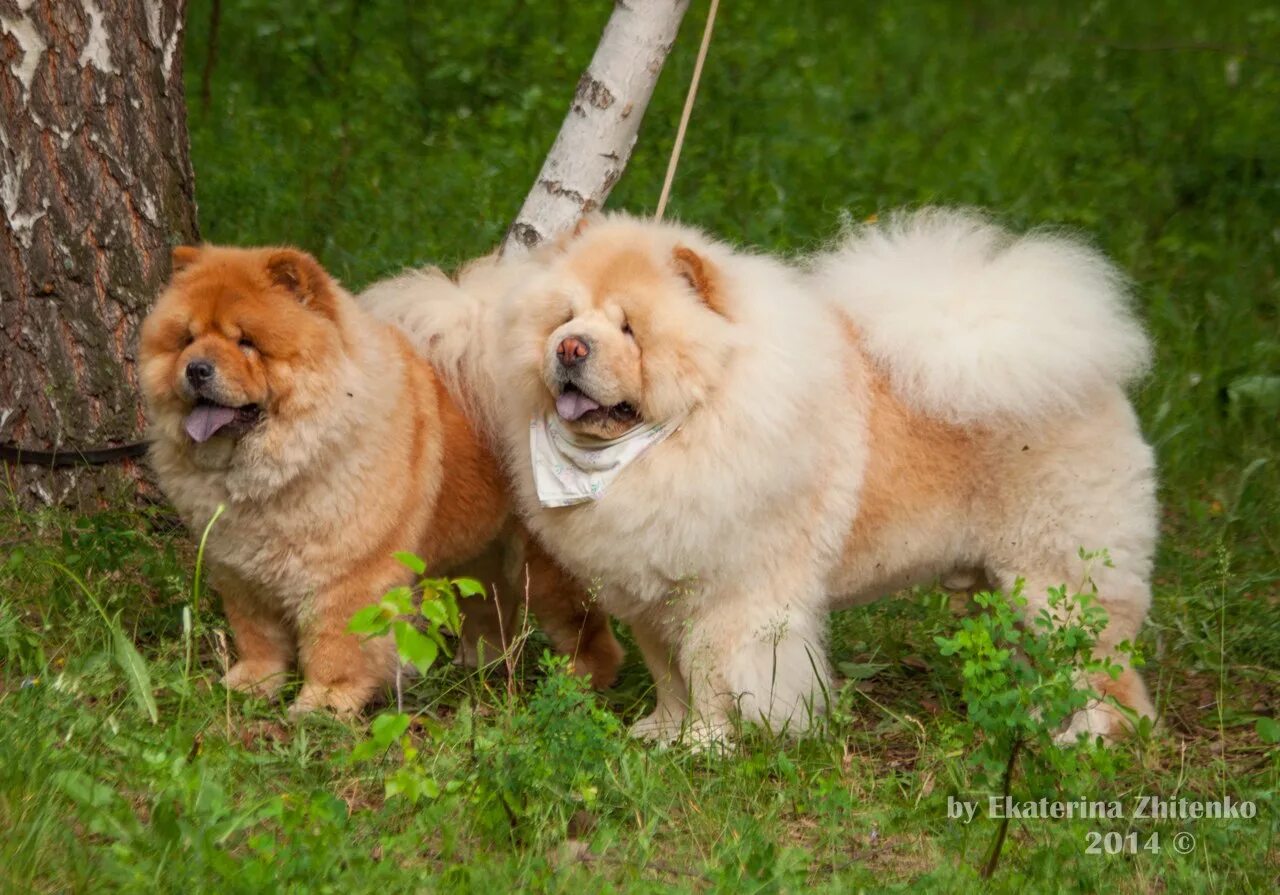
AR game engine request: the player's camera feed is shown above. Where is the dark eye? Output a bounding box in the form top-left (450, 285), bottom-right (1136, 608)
top-left (182, 331), bottom-right (195, 347)
top-left (238, 337), bottom-right (255, 352)
top-left (621, 321), bottom-right (633, 337)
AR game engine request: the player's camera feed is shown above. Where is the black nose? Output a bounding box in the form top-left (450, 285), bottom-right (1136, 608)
top-left (556, 336), bottom-right (591, 368)
top-left (185, 360), bottom-right (214, 387)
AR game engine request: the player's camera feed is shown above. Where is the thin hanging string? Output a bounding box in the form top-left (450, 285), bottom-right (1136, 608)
top-left (654, 0), bottom-right (721, 220)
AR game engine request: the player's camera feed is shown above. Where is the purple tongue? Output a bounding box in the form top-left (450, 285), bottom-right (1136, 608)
top-left (184, 404), bottom-right (237, 443)
top-left (555, 390), bottom-right (601, 422)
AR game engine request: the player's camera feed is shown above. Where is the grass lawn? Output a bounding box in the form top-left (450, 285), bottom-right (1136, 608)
top-left (2, 0), bottom-right (1277, 891)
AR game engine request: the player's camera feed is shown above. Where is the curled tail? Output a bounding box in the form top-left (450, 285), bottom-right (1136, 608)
top-left (358, 255), bottom-right (522, 439)
top-left (808, 209), bottom-right (1151, 423)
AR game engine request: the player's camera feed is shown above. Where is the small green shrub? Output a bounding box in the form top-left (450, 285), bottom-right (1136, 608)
top-left (345, 552), bottom-right (479, 803)
top-left (346, 550), bottom-right (480, 680)
top-left (934, 570), bottom-right (1145, 877)
top-left (469, 654), bottom-right (625, 840)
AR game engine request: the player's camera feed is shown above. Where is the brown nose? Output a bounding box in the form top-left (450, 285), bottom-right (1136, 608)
top-left (556, 335), bottom-right (590, 367)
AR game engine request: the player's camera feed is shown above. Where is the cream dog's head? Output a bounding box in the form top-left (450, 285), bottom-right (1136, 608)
top-left (504, 216), bottom-right (739, 441)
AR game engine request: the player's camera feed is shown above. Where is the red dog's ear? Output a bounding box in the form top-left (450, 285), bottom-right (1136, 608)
top-left (265, 248), bottom-right (336, 314)
top-left (170, 245), bottom-right (202, 273)
top-left (672, 245), bottom-right (728, 317)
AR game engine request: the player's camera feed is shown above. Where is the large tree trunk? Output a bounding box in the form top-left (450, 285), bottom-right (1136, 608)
top-left (0, 0), bottom-right (197, 506)
top-left (503, 0), bottom-right (690, 255)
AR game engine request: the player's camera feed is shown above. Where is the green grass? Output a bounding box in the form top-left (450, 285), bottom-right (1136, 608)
top-left (3, 0), bottom-right (1278, 890)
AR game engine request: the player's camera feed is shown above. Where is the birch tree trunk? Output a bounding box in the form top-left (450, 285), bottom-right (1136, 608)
top-left (503, 0), bottom-right (690, 255)
top-left (0, 0), bottom-right (197, 506)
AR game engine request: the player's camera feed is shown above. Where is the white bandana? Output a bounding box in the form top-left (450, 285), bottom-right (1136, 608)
top-left (530, 412), bottom-right (684, 508)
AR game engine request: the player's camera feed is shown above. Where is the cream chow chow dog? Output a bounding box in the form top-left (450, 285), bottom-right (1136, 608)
top-left (397, 210), bottom-right (1158, 745)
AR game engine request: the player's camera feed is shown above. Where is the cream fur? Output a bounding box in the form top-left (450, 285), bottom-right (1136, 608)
top-left (807, 209), bottom-right (1151, 424)
top-left (393, 210), bottom-right (1159, 746)
top-left (358, 255), bottom-right (534, 444)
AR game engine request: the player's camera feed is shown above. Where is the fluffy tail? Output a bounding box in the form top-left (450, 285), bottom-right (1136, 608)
top-left (358, 255), bottom-right (520, 438)
top-left (808, 209), bottom-right (1150, 424)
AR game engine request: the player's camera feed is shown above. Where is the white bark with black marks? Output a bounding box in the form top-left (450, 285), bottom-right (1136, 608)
top-left (503, 0), bottom-right (690, 255)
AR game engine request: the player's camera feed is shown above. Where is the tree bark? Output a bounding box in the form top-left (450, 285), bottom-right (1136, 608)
top-left (0, 0), bottom-right (197, 506)
top-left (502, 0), bottom-right (690, 256)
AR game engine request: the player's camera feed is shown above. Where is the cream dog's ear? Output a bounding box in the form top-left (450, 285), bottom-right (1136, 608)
top-left (672, 245), bottom-right (728, 317)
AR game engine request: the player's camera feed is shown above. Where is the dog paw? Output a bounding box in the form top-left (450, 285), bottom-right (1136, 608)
top-left (570, 651), bottom-right (624, 692)
top-left (568, 632), bottom-right (625, 691)
top-left (1054, 700), bottom-right (1145, 746)
top-left (681, 719), bottom-right (736, 755)
top-left (221, 661), bottom-right (289, 697)
top-left (941, 570), bottom-right (979, 591)
top-left (629, 709), bottom-right (685, 744)
top-left (288, 682), bottom-right (372, 719)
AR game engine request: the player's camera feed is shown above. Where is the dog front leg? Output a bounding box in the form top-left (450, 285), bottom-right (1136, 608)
top-left (680, 588), bottom-right (831, 746)
top-left (217, 570), bottom-right (295, 699)
top-left (627, 613), bottom-right (689, 743)
top-left (290, 562), bottom-right (404, 717)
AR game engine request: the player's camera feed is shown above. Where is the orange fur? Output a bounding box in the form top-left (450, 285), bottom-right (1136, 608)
top-left (836, 327), bottom-right (1154, 740)
top-left (171, 245), bottom-right (202, 272)
top-left (141, 246), bottom-right (620, 715)
top-left (422, 372), bottom-right (509, 568)
top-left (846, 363), bottom-right (982, 550)
top-left (672, 245), bottom-right (727, 316)
top-left (521, 533), bottom-right (622, 689)
top-left (571, 246), bottom-right (669, 305)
